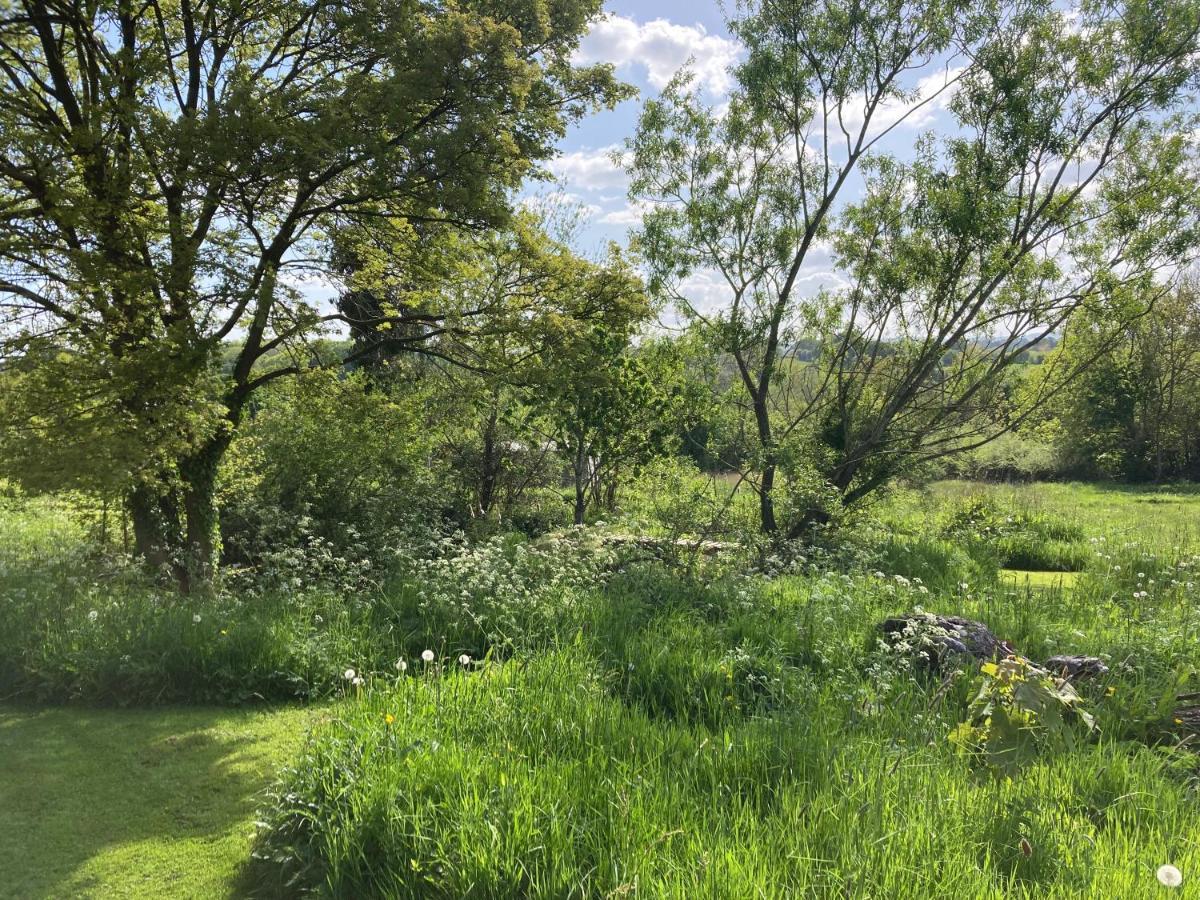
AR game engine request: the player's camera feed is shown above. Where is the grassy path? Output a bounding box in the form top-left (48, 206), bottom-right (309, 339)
top-left (0, 704), bottom-right (325, 899)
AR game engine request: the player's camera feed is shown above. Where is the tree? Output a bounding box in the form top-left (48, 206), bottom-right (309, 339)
top-left (0, 0), bottom-right (625, 587)
top-left (626, 0), bottom-right (1200, 536)
top-left (1048, 271), bottom-right (1200, 480)
top-left (336, 207), bottom-right (658, 525)
top-left (529, 335), bottom-right (680, 525)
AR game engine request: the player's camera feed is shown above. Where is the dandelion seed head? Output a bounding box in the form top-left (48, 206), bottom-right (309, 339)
top-left (421, 650), bottom-right (435, 663)
top-left (343, 668), bottom-right (356, 680)
top-left (1157, 864), bottom-right (1183, 888)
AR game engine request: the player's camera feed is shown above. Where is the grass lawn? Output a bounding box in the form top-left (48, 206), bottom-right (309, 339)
top-left (0, 704), bottom-right (326, 899)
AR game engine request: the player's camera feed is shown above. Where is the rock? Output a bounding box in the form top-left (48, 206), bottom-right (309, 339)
top-left (1043, 655), bottom-right (1109, 681)
top-left (879, 613), bottom-right (1017, 670)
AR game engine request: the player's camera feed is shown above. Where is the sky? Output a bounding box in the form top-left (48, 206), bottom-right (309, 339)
top-left (549, 3), bottom-right (742, 254)
top-left (541, 2), bottom-right (969, 317)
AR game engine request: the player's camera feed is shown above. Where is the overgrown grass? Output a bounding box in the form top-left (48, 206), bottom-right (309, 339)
top-left (3, 483), bottom-right (1200, 897)
top-left (0, 506), bottom-right (613, 704)
top-left (248, 651), bottom-right (1199, 898)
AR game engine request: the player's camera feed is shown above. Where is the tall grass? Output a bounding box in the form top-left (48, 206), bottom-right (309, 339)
top-left (248, 651), bottom-right (1199, 899)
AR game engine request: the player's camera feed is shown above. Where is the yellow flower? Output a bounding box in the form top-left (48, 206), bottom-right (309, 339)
top-left (384, 713), bottom-right (395, 725)
top-left (1106, 686), bottom-right (1116, 696)
top-left (1175, 718), bottom-right (1184, 725)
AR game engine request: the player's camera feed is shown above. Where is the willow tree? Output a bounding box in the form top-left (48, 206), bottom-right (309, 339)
top-left (0, 0), bottom-right (625, 586)
top-left (627, 0), bottom-right (1200, 536)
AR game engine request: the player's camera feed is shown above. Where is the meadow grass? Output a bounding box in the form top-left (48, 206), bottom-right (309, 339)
top-left (248, 650), bottom-right (1199, 899)
top-left (2, 482), bottom-right (1199, 897)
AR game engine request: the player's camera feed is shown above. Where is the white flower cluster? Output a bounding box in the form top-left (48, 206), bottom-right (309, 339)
top-left (394, 533), bottom-right (617, 648)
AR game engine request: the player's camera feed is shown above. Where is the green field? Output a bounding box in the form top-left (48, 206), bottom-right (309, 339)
top-left (2, 481), bottom-right (1199, 898)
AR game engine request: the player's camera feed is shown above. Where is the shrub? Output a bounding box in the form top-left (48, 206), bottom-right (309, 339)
top-left (220, 370), bottom-right (444, 570)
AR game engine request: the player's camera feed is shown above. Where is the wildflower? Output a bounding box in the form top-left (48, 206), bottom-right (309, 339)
top-left (314, 614), bottom-right (324, 624)
top-left (421, 650), bottom-right (435, 663)
top-left (385, 713), bottom-right (395, 725)
top-left (395, 659), bottom-right (407, 673)
top-left (1157, 864), bottom-right (1183, 888)
top-left (1106, 686), bottom-right (1116, 696)
top-left (458, 654), bottom-right (471, 666)
top-left (1113, 565), bottom-right (1121, 572)
top-left (959, 582), bottom-right (969, 591)
top-left (343, 668), bottom-right (356, 680)
top-left (220, 629), bottom-right (228, 636)
top-left (193, 613), bottom-right (202, 623)
top-left (352, 676), bottom-right (364, 687)
top-left (87, 610), bottom-right (98, 622)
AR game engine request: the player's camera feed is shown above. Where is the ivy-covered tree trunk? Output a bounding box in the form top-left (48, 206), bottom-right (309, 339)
top-left (126, 430), bottom-right (231, 593)
top-left (128, 481), bottom-right (182, 579)
top-left (178, 434), bottom-right (230, 590)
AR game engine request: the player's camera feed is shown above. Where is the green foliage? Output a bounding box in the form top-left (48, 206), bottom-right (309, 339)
top-left (626, 0), bottom-right (1200, 533)
top-left (220, 369), bottom-right (440, 570)
top-left (938, 494), bottom-right (1092, 572)
top-left (950, 658), bottom-right (1096, 774)
top-left (0, 0), bottom-right (626, 582)
top-left (1046, 275), bottom-right (1200, 481)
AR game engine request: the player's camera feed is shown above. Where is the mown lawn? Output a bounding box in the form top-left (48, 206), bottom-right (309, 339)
top-left (0, 704), bottom-right (325, 899)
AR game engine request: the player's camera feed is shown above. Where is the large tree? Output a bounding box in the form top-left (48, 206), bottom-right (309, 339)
top-left (626, 0), bottom-right (1200, 536)
top-left (0, 0), bottom-right (625, 585)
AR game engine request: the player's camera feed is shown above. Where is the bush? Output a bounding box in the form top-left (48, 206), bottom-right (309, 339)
top-left (503, 486), bottom-right (573, 536)
top-left (0, 512), bottom-right (620, 704)
top-left (220, 370), bottom-right (444, 572)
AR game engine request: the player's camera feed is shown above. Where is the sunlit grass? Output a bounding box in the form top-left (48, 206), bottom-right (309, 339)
top-left (0, 704), bottom-right (326, 899)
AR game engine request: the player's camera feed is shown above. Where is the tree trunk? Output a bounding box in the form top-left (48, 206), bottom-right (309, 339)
top-left (758, 458), bottom-right (778, 533)
top-left (478, 400), bottom-right (501, 516)
top-left (178, 435), bottom-right (228, 590)
top-left (572, 443), bottom-right (588, 526)
top-left (127, 434), bottom-right (229, 593)
top-left (128, 480), bottom-right (183, 580)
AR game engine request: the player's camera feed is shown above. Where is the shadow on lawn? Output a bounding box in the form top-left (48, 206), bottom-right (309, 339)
top-left (0, 704), bottom-right (305, 899)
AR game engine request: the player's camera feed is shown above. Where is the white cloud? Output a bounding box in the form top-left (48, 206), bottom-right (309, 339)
top-left (598, 204), bottom-right (645, 226)
top-left (576, 15), bottom-right (739, 97)
top-left (839, 65), bottom-right (964, 137)
top-left (676, 269), bottom-right (731, 316)
top-left (547, 145), bottom-right (630, 194)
